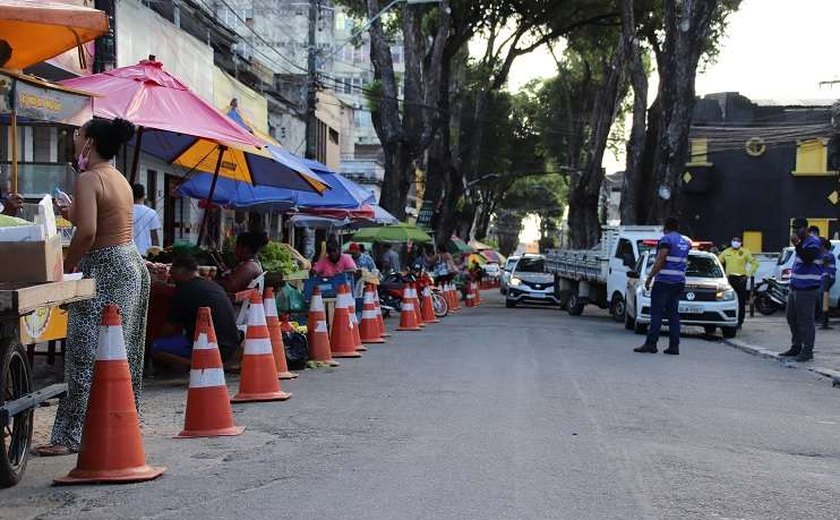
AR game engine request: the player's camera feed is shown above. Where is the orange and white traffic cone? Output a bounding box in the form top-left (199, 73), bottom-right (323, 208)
top-left (475, 282), bottom-right (482, 306)
top-left (397, 285), bottom-right (422, 331)
top-left (420, 285), bottom-right (440, 324)
top-left (373, 286), bottom-right (390, 338)
top-left (359, 284), bottom-right (385, 344)
top-left (263, 288), bottom-right (298, 380)
top-left (331, 284), bottom-right (362, 358)
top-left (55, 304), bottom-right (165, 484)
top-left (344, 284), bottom-right (367, 352)
top-left (409, 284), bottom-right (426, 327)
top-left (307, 287), bottom-right (339, 366)
top-left (231, 292), bottom-right (292, 403)
top-left (465, 282), bottom-right (476, 308)
top-left (177, 307), bottom-right (244, 438)
top-left (449, 283), bottom-right (460, 312)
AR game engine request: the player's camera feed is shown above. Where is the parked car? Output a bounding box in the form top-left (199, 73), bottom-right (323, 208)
top-left (505, 254), bottom-right (561, 308)
top-left (625, 248), bottom-right (739, 338)
top-left (774, 240), bottom-right (840, 307)
top-left (500, 255), bottom-right (520, 295)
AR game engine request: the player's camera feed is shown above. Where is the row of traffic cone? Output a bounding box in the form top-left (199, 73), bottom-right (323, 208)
top-left (56, 277), bottom-right (484, 485)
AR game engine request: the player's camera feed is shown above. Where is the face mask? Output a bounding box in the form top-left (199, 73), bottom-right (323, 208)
top-left (76, 140), bottom-right (92, 172)
top-left (731, 241), bottom-right (741, 249)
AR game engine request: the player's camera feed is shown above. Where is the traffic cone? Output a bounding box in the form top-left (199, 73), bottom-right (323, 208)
top-left (475, 282), bottom-right (482, 306)
top-left (177, 307), bottom-right (244, 438)
top-left (307, 287), bottom-right (339, 367)
top-left (448, 283), bottom-right (460, 312)
top-left (331, 284), bottom-right (362, 358)
top-left (397, 285), bottom-right (422, 331)
top-left (231, 292), bottom-right (292, 402)
top-left (55, 305), bottom-right (165, 484)
top-left (264, 288), bottom-right (298, 380)
top-left (410, 284), bottom-right (426, 327)
top-left (344, 284), bottom-right (367, 352)
top-left (360, 284), bottom-right (385, 343)
top-left (373, 287), bottom-right (390, 338)
top-left (420, 285), bottom-right (440, 324)
top-left (465, 282), bottom-right (476, 308)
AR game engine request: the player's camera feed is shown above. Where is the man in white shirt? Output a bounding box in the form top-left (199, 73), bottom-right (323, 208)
top-left (132, 183), bottom-right (161, 256)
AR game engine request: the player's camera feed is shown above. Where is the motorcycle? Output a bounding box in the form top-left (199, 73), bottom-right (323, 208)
top-left (378, 269), bottom-right (449, 318)
top-left (754, 277), bottom-right (788, 316)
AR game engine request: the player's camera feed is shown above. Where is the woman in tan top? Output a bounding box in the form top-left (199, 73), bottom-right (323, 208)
top-left (39, 118), bottom-right (151, 456)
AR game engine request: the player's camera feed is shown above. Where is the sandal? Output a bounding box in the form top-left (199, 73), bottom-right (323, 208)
top-left (33, 444), bottom-right (75, 457)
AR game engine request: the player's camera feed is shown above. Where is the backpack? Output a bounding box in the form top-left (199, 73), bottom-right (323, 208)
top-left (282, 331), bottom-right (308, 371)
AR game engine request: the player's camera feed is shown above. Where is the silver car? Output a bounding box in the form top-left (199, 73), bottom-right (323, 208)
top-left (500, 255), bottom-right (520, 295)
top-left (505, 255), bottom-right (562, 307)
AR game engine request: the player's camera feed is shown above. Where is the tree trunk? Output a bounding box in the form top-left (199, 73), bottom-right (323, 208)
top-left (647, 0), bottom-right (720, 223)
top-left (567, 186), bottom-right (601, 249)
top-left (619, 0), bottom-right (648, 225)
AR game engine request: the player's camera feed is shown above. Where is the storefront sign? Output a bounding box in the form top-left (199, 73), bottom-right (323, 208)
top-left (15, 79), bottom-right (91, 125)
top-left (416, 200), bottom-right (436, 231)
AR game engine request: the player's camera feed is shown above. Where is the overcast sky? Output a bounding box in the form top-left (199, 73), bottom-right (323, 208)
top-left (513, 0), bottom-right (840, 244)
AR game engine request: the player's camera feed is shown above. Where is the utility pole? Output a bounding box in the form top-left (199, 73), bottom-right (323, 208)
top-left (305, 0), bottom-right (318, 160)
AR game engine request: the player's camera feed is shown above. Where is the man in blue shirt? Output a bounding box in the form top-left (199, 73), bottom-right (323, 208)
top-left (635, 216), bottom-right (691, 355)
top-left (782, 217), bottom-right (823, 361)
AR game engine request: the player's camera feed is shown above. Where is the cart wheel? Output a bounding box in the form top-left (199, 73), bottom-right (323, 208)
top-left (0, 337), bottom-right (34, 488)
top-left (432, 293), bottom-right (449, 318)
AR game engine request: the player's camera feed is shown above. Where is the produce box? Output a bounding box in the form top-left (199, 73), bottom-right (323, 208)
top-left (0, 196), bottom-right (64, 282)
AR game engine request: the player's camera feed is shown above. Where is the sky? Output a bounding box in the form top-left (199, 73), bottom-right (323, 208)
top-left (512, 0), bottom-right (840, 245)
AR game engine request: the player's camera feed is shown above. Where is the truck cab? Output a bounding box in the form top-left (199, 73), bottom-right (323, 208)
top-left (625, 246), bottom-right (739, 338)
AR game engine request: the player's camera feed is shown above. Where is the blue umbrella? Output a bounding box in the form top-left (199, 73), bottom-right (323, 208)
top-left (178, 152), bottom-right (376, 210)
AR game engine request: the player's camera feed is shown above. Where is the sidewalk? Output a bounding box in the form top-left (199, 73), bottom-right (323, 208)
top-left (723, 312), bottom-right (840, 386)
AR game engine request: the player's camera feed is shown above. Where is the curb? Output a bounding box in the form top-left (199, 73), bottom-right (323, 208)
top-left (723, 338), bottom-right (840, 387)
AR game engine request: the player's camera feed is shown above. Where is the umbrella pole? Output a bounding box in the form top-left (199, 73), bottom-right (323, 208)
top-left (128, 126), bottom-right (145, 184)
top-left (197, 145), bottom-right (227, 246)
top-left (10, 110), bottom-right (18, 193)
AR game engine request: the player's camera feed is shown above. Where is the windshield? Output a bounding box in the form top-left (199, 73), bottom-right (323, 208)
top-left (504, 258), bottom-right (518, 271)
top-left (516, 257), bottom-right (545, 273)
top-left (645, 254), bottom-right (724, 278)
top-left (777, 248), bottom-right (794, 266)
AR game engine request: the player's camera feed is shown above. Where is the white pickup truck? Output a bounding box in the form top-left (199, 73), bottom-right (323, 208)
top-left (545, 226), bottom-right (663, 320)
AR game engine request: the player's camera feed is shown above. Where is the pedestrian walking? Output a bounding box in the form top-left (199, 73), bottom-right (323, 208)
top-left (781, 217), bottom-right (823, 362)
top-left (634, 216), bottom-right (690, 355)
top-left (38, 118), bottom-right (149, 456)
top-left (718, 235), bottom-right (759, 329)
top-left (819, 237), bottom-right (835, 330)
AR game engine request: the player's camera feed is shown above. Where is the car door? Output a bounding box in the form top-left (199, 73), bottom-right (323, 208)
top-left (609, 238), bottom-right (637, 301)
top-left (626, 254), bottom-right (646, 318)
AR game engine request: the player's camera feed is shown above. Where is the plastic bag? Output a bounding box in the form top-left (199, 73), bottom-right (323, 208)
top-left (277, 284), bottom-right (306, 313)
top-left (282, 331), bottom-right (308, 370)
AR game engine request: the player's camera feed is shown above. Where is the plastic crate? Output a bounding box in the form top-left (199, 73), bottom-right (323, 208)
top-left (303, 273), bottom-right (353, 301)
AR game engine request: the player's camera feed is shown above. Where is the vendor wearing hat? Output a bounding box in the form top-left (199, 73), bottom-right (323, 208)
top-left (349, 242), bottom-right (377, 274)
top-left (782, 217), bottom-right (823, 362)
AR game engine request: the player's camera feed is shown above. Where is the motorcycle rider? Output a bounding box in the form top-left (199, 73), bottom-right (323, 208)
top-left (718, 235), bottom-right (759, 329)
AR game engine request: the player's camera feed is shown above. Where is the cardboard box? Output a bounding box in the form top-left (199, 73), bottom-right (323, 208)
top-left (0, 234), bottom-right (64, 282)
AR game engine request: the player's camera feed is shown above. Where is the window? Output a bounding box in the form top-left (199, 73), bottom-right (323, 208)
top-left (615, 238), bottom-right (636, 268)
top-left (686, 137), bottom-right (711, 166)
top-left (33, 127), bottom-right (52, 162)
top-left (743, 231), bottom-right (763, 253)
top-left (516, 257), bottom-right (545, 273)
top-left (792, 138), bottom-right (834, 176)
top-left (329, 128), bottom-right (339, 145)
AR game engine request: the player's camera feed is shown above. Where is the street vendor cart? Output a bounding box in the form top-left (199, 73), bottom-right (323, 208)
top-left (0, 278), bottom-right (94, 487)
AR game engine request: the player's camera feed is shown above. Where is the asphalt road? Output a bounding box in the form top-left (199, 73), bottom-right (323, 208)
top-left (6, 293), bottom-right (840, 520)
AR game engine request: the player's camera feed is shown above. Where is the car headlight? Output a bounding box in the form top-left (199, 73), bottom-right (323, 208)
top-left (510, 277), bottom-right (521, 287)
top-left (717, 289), bottom-right (736, 301)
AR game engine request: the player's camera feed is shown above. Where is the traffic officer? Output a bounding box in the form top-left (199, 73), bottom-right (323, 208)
top-left (718, 235), bottom-right (759, 329)
top-left (635, 216), bottom-right (690, 355)
top-left (781, 217), bottom-right (823, 362)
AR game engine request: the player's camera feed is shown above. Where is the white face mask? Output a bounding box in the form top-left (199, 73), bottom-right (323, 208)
top-left (731, 241), bottom-right (742, 249)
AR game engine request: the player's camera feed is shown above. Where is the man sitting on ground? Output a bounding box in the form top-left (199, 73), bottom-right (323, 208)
top-left (152, 254), bottom-right (242, 367)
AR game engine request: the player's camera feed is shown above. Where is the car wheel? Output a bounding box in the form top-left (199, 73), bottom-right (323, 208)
top-left (567, 291), bottom-right (585, 316)
top-left (610, 294), bottom-right (626, 323)
top-left (633, 320), bottom-right (648, 335)
top-left (505, 299), bottom-right (516, 309)
top-left (721, 327), bottom-right (737, 339)
top-left (704, 325), bottom-right (717, 335)
top-left (624, 309), bottom-right (634, 330)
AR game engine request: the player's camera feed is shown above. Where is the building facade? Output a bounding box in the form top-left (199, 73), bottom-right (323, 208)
top-left (680, 92), bottom-right (839, 253)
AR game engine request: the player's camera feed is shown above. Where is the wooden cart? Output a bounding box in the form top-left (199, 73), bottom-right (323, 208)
top-left (0, 279), bottom-right (95, 487)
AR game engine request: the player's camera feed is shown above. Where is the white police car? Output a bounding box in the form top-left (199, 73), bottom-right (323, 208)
top-left (625, 246), bottom-right (739, 338)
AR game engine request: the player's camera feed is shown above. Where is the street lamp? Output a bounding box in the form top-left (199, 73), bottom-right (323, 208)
top-left (330, 0), bottom-right (442, 57)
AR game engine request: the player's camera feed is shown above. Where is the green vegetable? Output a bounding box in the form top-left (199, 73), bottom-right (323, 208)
top-left (0, 214), bottom-right (32, 227)
top-left (257, 241), bottom-right (297, 275)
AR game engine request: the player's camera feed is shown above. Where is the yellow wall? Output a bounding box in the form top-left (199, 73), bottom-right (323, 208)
top-left (743, 231), bottom-right (763, 253)
top-left (212, 67), bottom-right (269, 134)
top-left (792, 138), bottom-right (834, 176)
